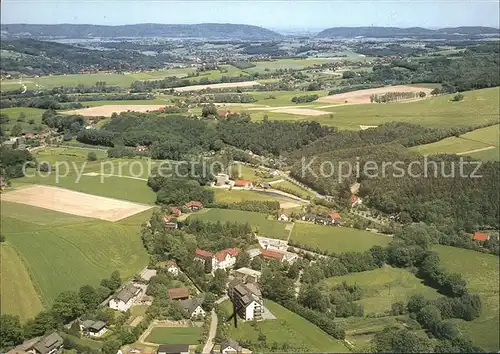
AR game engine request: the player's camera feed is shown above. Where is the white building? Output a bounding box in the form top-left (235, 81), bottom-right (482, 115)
top-left (195, 248), bottom-right (240, 272)
top-left (278, 214), bottom-right (289, 222)
top-left (180, 297), bottom-right (206, 318)
top-left (228, 279), bottom-right (263, 321)
top-left (165, 260), bottom-right (180, 276)
top-left (220, 338), bottom-right (242, 354)
top-left (108, 284), bottom-right (142, 312)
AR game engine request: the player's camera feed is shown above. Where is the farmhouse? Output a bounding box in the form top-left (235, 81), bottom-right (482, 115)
top-left (109, 284), bottom-right (143, 312)
top-left (79, 320), bottom-right (108, 337)
top-left (194, 248), bottom-right (240, 271)
top-left (162, 216), bottom-right (178, 229)
top-left (157, 344), bottom-right (189, 354)
top-left (228, 279), bottom-right (263, 321)
top-left (260, 249), bottom-right (298, 264)
top-left (327, 212), bottom-right (342, 225)
top-left (179, 297), bottom-right (206, 318)
top-left (185, 200), bottom-right (203, 211)
top-left (213, 248), bottom-right (240, 270)
top-left (30, 332), bottom-right (64, 354)
top-left (170, 207), bottom-right (182, 217)
top-left (220, 338), bottom-right (243, 354)
top-left (135, 145), bottom-right (148, 152)
top-left (472, 232), bottom-right (489, 241)
top-left (233, 180), bottom-right (253, 189)
top-left (278, 213), bottom-right (289, 222)
top-left (168, 287), bottom-right (190, 300)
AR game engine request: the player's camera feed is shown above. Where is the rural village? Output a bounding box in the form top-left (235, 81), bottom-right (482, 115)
top-left (0, 6), bottom-right (499, 354)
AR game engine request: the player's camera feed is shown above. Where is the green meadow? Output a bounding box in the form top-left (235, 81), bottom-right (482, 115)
top-left (221, 299), bottom-right (348, 352)
top-left (435, 245), bottom-right (500, 352)
top-left (145, 327), bottom-right (202, 345)
top-left (0, 202), bottom-right (151, 318)
top-left (290, 223), bottom-right (391, 253)
top-left (189, 208), bottom-right (291, 240)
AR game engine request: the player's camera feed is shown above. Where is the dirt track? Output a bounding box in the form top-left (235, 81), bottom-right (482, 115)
top-left (1, 185), bottom-right (152, 221)
top-left (270, 108), bottom-right (330, 116)
top-left (318, 85), bottom-right (433, 104)
top-left (62, 105), bottom-right (165, 117)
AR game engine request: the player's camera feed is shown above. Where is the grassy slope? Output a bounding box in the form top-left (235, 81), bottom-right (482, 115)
top-left (246, 87), bottom-right (499, 130)
top-left (411, 124), bottom-right (499, 159)
top-left (189, 208), bottom-right (291, 240)
top-left (0, 242), bottom-right (44, 321)
top-left (435, 245), bottom-right (499, 352)
top-left (145, 327), bottom-right (202, 345)
top-left (290, 223), bottom-right (391, 253)
top-left (1, 202), bottom-right (150, 309)
top-left (324, 267), bottom-right (439, 314)
top-left (272, 180), bottom-right (314, 199)
top-left (0, 107), bottom-right (45, 132)
top-left (223, 299), bottom-right (348, 352)
top-left (214, 189), bottom-right (278, 204)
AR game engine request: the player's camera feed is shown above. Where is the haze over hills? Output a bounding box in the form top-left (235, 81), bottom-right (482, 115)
top-left (316, 26), bottom-right (500, 38)
top-left (0, 23), bottom-right (283, 40)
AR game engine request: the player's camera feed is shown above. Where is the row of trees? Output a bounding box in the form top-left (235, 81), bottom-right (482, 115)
top-left (290, 94), bottom-right (319, 103)
top-left (370, 91), bottom-right (426, 103)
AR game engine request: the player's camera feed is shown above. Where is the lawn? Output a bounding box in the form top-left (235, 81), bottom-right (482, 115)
top-left (0, 242), bottom-right (43, 321)
top-left (410, 137), bottom-right (490, 156)
top-left (245, 58), bottom-right (341, 73)
top-left (411, 124), bottom-right (499, 159)
top-left (189, 208), bottom-right (291, 240)
top-left (145, 327), bottom-right (202, 344)
top-left (271, 180), bottom-right (314, 199)
top-left (334, 315), bottom-right (406, 351)
top-left (324, 267), bottom-right (439, 314)
top-left (0, 107), bottom-right (46, 132)
top-left (32, 146), bottom-right (108, 165)
top-left (214, 188), bottom-right (279, 204)
top-left (290, 223), bottom-right (391, 253)
top-left (222, 299), bottom-right (348, 352)
top-left (230, 164), bottom-right (281, 183)
top-left (0, 67), bottom-right (196, 89)
top-left (435, 245), bottom-right (499, 352)
top-left (251, 87), bottom-right (499, 130)
top-left (1, 202), bottom-right (150, 310)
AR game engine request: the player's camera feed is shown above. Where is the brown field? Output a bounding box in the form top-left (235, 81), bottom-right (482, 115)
top-left (61, 105), bottom-right (166, 117)
top-left (174, 81), bottom-right (261, 92)
top-left (271, 108), bottom-right (330, 116)
top-left (317, 85), bottom-right (433, 104)
top-left (1, 185), bottom-right (152, 221)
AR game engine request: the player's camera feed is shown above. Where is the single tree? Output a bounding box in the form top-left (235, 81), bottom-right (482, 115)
top-left (51, 291), bottom-right (85, 322)
top-left (452, 93), bottom-right (464, 102)
top-left (87, 151), bottom-right (98, 162)
top-left (79, 285), bottom-right (99, 309)
top-left (235, 251), bottom-right (251, 269)
top-left (10, 124), bottom-right (22, 137)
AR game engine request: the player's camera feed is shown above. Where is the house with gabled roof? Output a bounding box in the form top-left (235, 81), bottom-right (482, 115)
top-left (220, 338), bottom-right (243, 354)
top-left (168, 287), bottom-right (190, 301)
top-left (472, 232), bottom-right (489, 241)
top-left (79, 320), bottom-right (108, 337)
top-left (233, 180), bottom-right (252, 189)
top-left (185, 201), bottom-right (203, 211)
top-left (30, 332), bottom-right (63, 354)
top-left (108, 284), bottom-right (142, 311)
top-left (179, 297), bottom-right (206, 318)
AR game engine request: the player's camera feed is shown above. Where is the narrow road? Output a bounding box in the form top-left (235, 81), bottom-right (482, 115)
top-left (202, 309), bottom-right (218, 354)
top-left (456, 145), bottom-right (495, 155)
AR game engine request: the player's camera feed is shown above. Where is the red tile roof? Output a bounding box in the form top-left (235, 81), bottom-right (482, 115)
top-left (328, 212), bottom-right (342, 220)
top-left (234, 180), bottom-right (251, 187)
top-left (195, 249), bottom-right (214, 258)
top-left (185, 201), bottom-right (203, 208)
top-left (171, 208), bottom-right (182, 216)
top-left (214, 248), bottom-right (240, 262)
top-left (167, 287), bottom-right (189, 300)
top-left (163, 216), bottom-right (171, 223)
top-left (472, 232), bottom-right (489, 241)
top-left (351, 195), bottom-right (359, 205)
top-left (261, 249), bottom-right (285, 261)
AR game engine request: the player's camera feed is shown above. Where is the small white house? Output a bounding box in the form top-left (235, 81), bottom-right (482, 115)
top-left (212, 248), bottom-right (240, 271)
top-left (108, 284), bottom-right (142, 312)
top-left (220, 338), bottom-right (242, 354)
top-left (180, 297), bottom-right (206, 318)
top-left (165, 260), bottom-right (180, 276)
top-left (278, 214), bottom-right (289, 222)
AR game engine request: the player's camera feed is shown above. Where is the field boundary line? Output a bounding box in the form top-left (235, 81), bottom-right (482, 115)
top-left (456, 145), bottom-right (496, 155)
top-left (7, 241), bottom-right (49, 309)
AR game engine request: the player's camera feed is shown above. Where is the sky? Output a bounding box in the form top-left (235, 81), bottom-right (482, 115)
top-left (1, 0), bottom-right (499, 29)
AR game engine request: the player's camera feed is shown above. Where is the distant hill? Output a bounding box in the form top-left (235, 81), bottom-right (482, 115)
top-left (316, 26), bottom-right (499, 38)
top-left (0, 23), bottom-right (282, 40)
